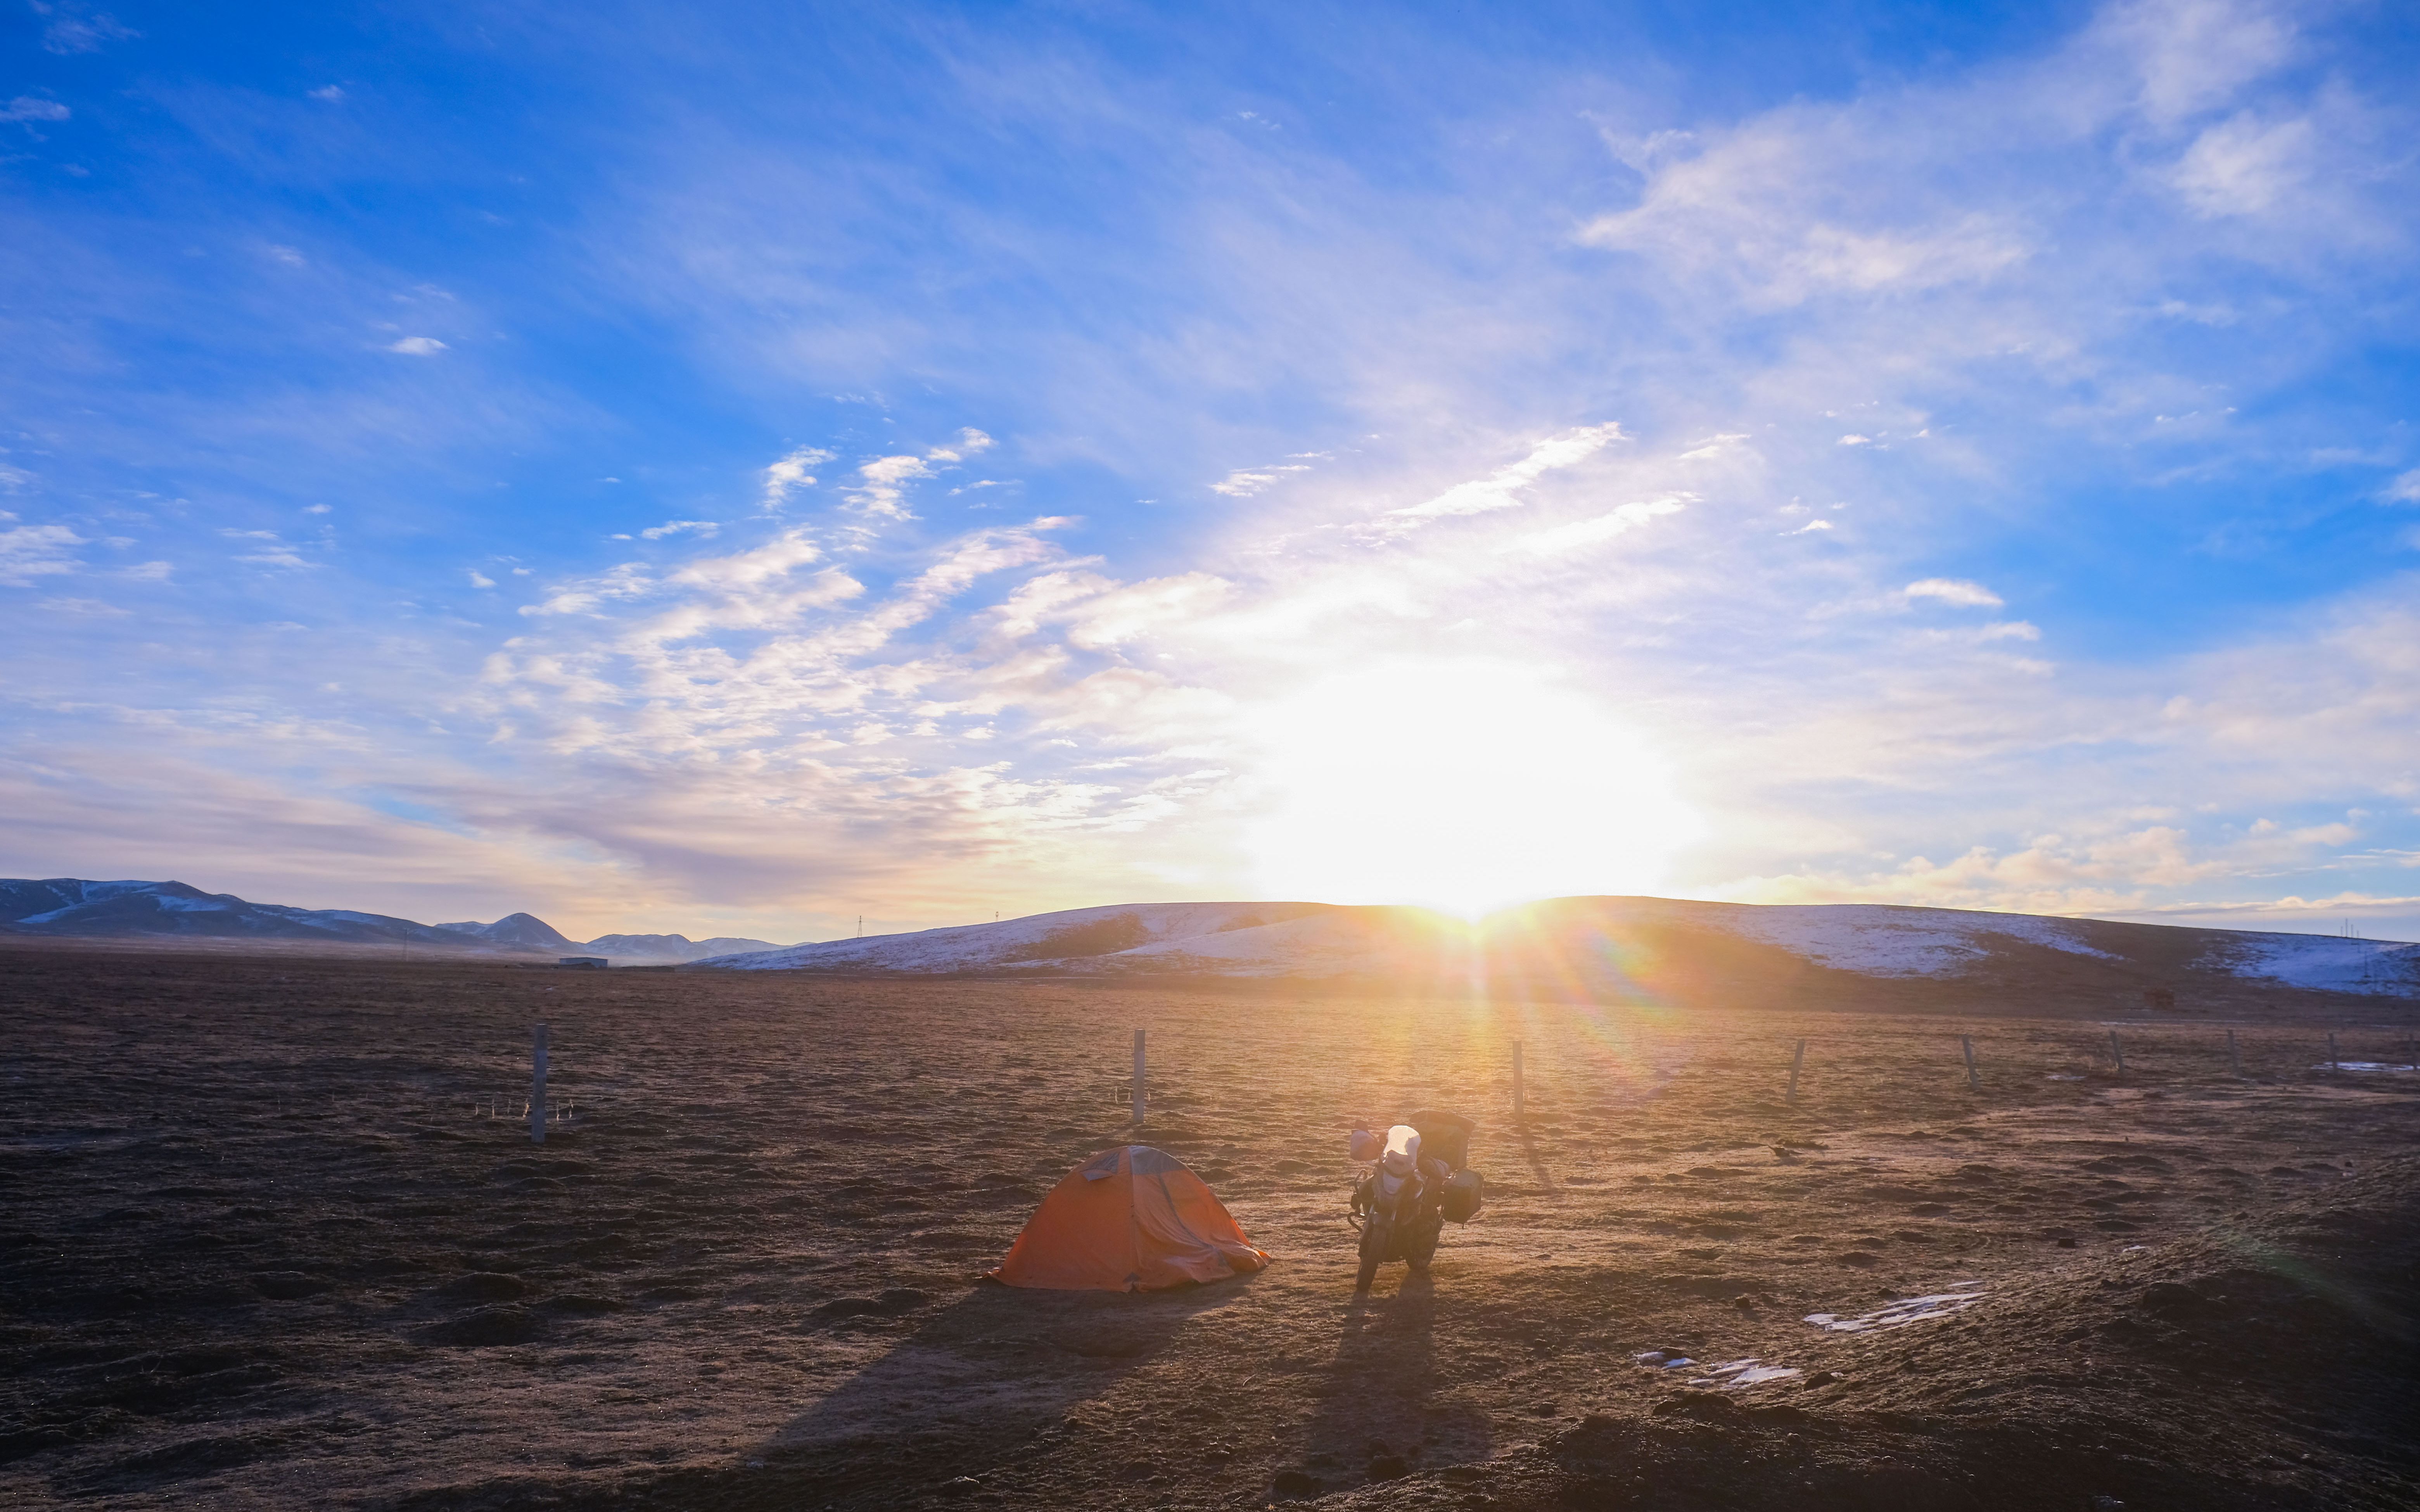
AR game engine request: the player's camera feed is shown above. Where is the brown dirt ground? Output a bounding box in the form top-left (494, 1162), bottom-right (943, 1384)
top-left (2, 947), bottom-right (2415, 1510)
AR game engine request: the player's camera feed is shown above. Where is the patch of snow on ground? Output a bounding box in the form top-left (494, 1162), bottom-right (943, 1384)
top-left (1725, 906), bottom-right (2111, 979)
top-left (154, 894), bottom-right (240, 912)
top-left (2204, 932), bottom-right (2420, 996)
top-left (1805, 1282), bottom-right (1986, 1332)
top-left (1684, 1358), bottom-right (1801, 1388)
top-left (1098, 911), bottom-right (1426, 976)
top-left (698, 902), bottom-right (1327, 972)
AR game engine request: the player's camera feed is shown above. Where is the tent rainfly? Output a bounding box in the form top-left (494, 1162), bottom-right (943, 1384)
top-left (991, 1145), bottom-right (1269, 1291)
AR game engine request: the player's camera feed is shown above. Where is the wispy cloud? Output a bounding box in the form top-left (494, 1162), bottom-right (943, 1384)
top-left (1, 97), bottom-right (71, 124)
top-left (846, 454), bottom-right (932, 520)
top-left (387, 336), bottom-right (447, 355)
top-left (1209, 464), bottom-right (1310, 498)
top-left (1500, 495), bottom-right (1691, 556)
top-left (761, 446), bottom-right (834, 508)
top-left (1386, 424), bottom-right (1625, 523)
top-left (0, 525), bottom-right (85, 585)
top-left (1903, 578), bottom-right (2004, 608)
top-left (38, 8), bottom-right (137, 55)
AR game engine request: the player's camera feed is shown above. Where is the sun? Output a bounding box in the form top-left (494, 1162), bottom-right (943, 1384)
top-left (1240, 658), bottom-right (1702, 918)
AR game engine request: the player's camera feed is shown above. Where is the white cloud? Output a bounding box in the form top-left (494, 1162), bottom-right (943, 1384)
top-left (40, 11), bottom-right (137, 54)
top-left (1903, 577), bottom-right (2005, 608)
top-left (1209, 465), bottom-right (1310, 497)
top-left (1837, 434), bottom-right (1872, 446)
top-left (309, 86), bottom-right (346, 103)
top-left (468, 569), bottom-right (497, 589)
top-left (2096, 0), bottom-right (2297, 127)
top-left (1387, 424), bottom-right (1626, 522)
top-left (1782, 519), bottom-right (1834, 535)
top-left (639, 519), bottom-right (719, 540)
top-left (39, 596), bottom-right (127, 617)
top-left (925, 427), bottom-right (994, 462)
top-left (1501, 495), bottom-right (1691, 556)
top-left (304, 503), bottom-right (332, 514)
top-left (387, 337), bottom-right (447, 355)
top-left (520, 561), bottom-right (655, 618)
top-left (847, 454), bottom-right (933, 520)
top-left (1677, 433), bottom-right (1749, 460)
top-left (1, 525), bottom-right (85, 585)
top-left (2173, 112), bottom-right (2315, 217)
top-left (0, 97), bottom-right (71, 124)
top-left (761, 446), bottom-right (835, 508)
top-left (2382, 469), bottom-right (2420, 505)
top-left (664, 531), bottom-right (826, 592)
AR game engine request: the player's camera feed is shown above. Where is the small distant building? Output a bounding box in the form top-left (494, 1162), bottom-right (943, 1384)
top-left (558, 956), bottom-right (608, 969)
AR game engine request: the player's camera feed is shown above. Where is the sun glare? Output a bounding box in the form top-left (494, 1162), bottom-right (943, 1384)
top-left (1242, 659), bottom-right (1702, 918)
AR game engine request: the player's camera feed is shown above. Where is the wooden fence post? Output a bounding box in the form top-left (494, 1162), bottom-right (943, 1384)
top-left (1961, 1035), bottom-right (1979, 1091)
top-left (2109, 1029), bottom-right (2125, 1077)
top-left (531, 1023), bottom-right (548, 1146)
top-left (1132, 1029), bottom-right (1146, 1123)
top-left (1786, 1038), bottom-right (1806, 1105)
top-left (2327, 1031), bottom-right (2339, 1072)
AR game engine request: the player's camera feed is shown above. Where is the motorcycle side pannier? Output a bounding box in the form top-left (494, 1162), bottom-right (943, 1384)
top-left (1440, 1169), bottom-right (1483, 1223)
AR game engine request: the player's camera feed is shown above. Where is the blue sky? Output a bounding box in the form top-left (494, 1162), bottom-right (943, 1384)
top-left (3, 0), bottom-right (2417, 942)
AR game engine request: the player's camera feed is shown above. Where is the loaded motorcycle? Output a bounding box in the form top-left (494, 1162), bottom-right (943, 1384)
top-left (1346, 1109), bottom-right (1483, 1291)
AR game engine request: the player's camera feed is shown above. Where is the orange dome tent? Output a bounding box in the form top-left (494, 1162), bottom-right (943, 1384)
top-left (991, 1146), bottom-right (1269, 1291)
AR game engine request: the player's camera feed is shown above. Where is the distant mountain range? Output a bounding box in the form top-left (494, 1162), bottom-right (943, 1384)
top-left (690, 896), bottom-right (2420, 1007)
top-left (0, 880), bottom-right (778, 963)
top-left (7, 878), bottom-right (2413, 1004)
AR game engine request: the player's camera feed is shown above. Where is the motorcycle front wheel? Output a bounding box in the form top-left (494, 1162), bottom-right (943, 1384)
top-left (1355, 1212), bottom-right (1388, 1291)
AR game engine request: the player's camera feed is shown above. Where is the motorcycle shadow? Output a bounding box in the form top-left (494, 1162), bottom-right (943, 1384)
top-left (1296, 1271), bottom-right (1494, 1491)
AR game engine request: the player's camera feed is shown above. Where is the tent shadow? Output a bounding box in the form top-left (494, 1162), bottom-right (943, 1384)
top-left (1296, 1270), bottom-right (1492, 1494)
top-left (757, 1274), bottom-right (1260, 1495)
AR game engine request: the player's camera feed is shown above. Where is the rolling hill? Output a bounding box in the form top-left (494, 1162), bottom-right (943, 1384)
top-left (693, 895), bottom-right (2420, 1012)
top-left (9, 877), bottom-right (2412, 1008)
top-left (0, 880), bottom-right (775, 963)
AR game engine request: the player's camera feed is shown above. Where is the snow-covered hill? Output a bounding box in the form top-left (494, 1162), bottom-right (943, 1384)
top-left (696, 894), bottom-right (2420, 1002)
top-left (0, 880), bottom-right (784, 963)
top-left (10, 877), bottom-right (2413, 1001)
top-left (581, 932), bottom-right (782, 963)
top-left (0, 879), bottom-right (467, 947)
top-left (695, 901), bottom-right (1334, 973)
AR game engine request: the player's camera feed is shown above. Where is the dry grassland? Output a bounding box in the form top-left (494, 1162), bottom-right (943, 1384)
top-left (3, 948), bottom-right (2415, 1510)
